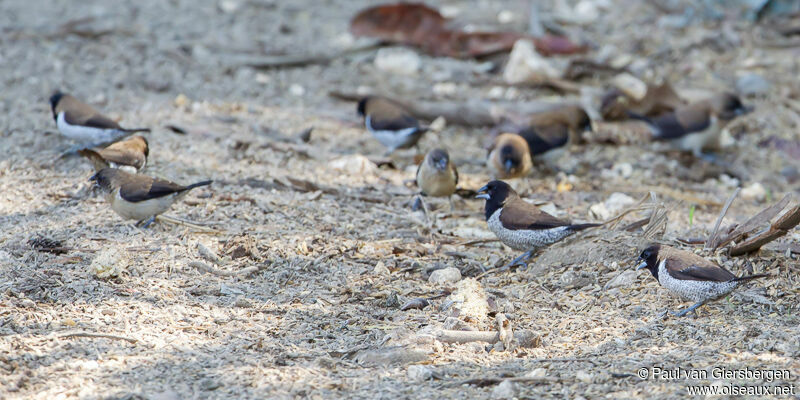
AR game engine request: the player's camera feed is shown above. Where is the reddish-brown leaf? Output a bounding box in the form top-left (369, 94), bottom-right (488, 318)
top-left (350, 3), bottom-right (586, 58)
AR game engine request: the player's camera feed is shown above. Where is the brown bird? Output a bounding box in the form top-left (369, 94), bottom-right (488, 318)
top-left (357, 96), bottom-right (427, 154)
top-left (487, 133), bottom-right (533, 179)
top-left (416, 148), bottom-right (458, 197)
top-left (89, 168), bottom-right (212, 228)
top-left (476, 180), bottom-right (599, 269)
top-left (49, 91), bottom-right (150, 147)
top-left (518, 104), bottom-right (592, 164)
top-left (629, 93), bottom-right (750, 160)
top-left (636, 244), bottom-right (770, 317)
top-left (78, 135), bottom-right (149, 173)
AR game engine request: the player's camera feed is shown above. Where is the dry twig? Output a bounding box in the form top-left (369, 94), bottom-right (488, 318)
top-left (188, 261), bottom-right (268, 278)
top-left (60, 332), bottom-right (138, 344)
top-left (705, 188), bottom-right (740, 250)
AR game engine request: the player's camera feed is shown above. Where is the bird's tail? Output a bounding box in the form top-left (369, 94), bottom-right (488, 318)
top-left (568, 223), bottom-right (602, 231)
top-left (732, 273), bottom-right (771, 282)
top-left (120, 128), bottom-right (151, 133)
top-left (77, 149), bottom-right (109, 172)
top-left (184, 180), bottom-right (213, 191)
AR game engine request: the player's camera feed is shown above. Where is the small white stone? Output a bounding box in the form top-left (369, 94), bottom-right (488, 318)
top-left (741, 182), bottom-right (766, 202)
top-left (407, 365), bottom-right (433, 382)
top-left (492, 379), bottom-right (517, 399)
top-left (604, 270), bottom-right (638, 289)
top-left (576, 370), bottom-right (593, 383)
top-left (487, 86), bottom-right (505, 99)
top-left (497, 10), bottom-right (514, 24)
top-left (289, 84), bottom-right (305, 96)
top-left (526, 367), bottom-right (547, 378)
top-left (255, 73), bottom-right (271, 84)
top-left (428, 267), bottom-right (462, 284)
top-left (328, 155), bottom-right (377, 176)
top-left (503, 39), bottom-right (559, 85)
top-left (374, 47), bottom-right (421, 75)
top-left (612, 73), bottom-right (647, 101)
top-left (433, 82), bottom-right (458, 96)
top-left (373, 261), bottom-right (390, 276)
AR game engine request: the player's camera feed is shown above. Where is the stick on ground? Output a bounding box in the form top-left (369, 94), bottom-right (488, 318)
top-left (60, 332), bottom-right (138, 344)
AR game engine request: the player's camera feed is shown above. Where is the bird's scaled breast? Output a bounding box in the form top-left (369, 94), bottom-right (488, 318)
top-left (657, 262), bottom-right (737, 302)
top-left (110, 189), bottom-right (177, 220)
top-left (487, 210), bottom-right (572, 251)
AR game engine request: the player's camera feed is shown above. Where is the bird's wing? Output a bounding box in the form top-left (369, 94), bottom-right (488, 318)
top-left (119, 178), bottom-right (185, 202)
top-left (499, 198), bottom-right (571, 230)
top-left (367, 114), bottom-right (420, 132)
top-left (664, 256), bottom-right (736, 282)
top-left (651, 108), bottom-right (709, 139)
top-left (519, 125), bottom-right (568, 156)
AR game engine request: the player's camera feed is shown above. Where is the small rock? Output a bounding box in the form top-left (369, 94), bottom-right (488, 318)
top-left (234, 297), bottom-right (252, 308)
top-left (736, 73), bottom-right (770, 96)
top-left (589, 192), bottom-right (635, 220)
top-left (433, 82), bottom-right (457, 96)
top-left (289, 84), bottom-right (305, 96)
top-left (428, 116), bottom-right (446, 132)
top-left (497, 10), bottom-right (514, 24)
top-left (575, 370), bottom-right (593, 383)
top-left (780, 165), bottom-right (799, 182)
top-left (428, 267), bottom-right (461, 284)
top-left (492, 379), bottom-right (517, 399)
top-left (503, 40), bottom-right (559, 85)
top-left (604, 270), bottom-right (638, 289)
top-left (612, 73), bottom-right (647, 101)
top-left (741, 182), bottom-right (766, 202)
top-left (526, 367), bottom-right (547, 378)
top-left (374, 47), bottom-right (421, 75)
top-left (373, 261), bottom-right (390, 275)
top-left (407, 365), bottom-right (433, 382)
top-left (328, 155), bottom-right (377, 176)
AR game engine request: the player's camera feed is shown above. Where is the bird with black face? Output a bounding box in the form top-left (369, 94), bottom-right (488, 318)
top-left (78, 135), bottom-right (149, 173)
top-left (89, 168), bottom-right (212, 228)
top-left (519, 105), bottom-right (592, 165)
top-left (49, 91), bottom-right (150, 151)
top-left (476, 180), bottom-right (599, 269)
top-left (357, 96), bottom-right (427, 154)
top-left (636, 244), bottom-right (770, 317)
top-left (487, 133), bottom-right (533, 179)
top-left (628, 93), bottom-right (750, 161)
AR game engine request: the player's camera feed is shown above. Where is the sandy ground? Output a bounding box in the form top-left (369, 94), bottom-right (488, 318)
top-left (1, 0), bottom-right (799, 399)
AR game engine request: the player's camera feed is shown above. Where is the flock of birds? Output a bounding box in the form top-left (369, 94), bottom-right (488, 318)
top-left (48, 86), bottom-right (768, 318)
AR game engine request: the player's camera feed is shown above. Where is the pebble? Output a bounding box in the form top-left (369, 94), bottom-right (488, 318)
top-left (612, 73), bottom-right (647, 100)
top-left (373, 261), bottom-right (390, 275)
top-left (604, 270), bottom-right (638, 289)
top-left (407, 365), bottom-right (433, 382)
top-left (492, 379), bottom-right (517, 399)
top-left (428, 267), bottom-right (462, 284)
top-left (589, 192), bottom-right (636, 220)
top-left (503, 39), bottom-right (559, 85)
top-left (526, 367), bottom-right (547, 378)
top-left (741, 182), bottom-right (766, 202)
top-left (736, 73), bottom-right (770, 96)
top-left (374, 47), bottom-right (421, 75)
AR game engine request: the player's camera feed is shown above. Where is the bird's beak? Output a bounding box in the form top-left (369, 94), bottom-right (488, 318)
top-left (635, 261), bottom-right (647, 270)
top-left (476, 185), bottom-right (490, 200)
top-left (736, 105), bottom-right (754, 116)
top-left (583, 121), bottom-right (593, 132)
top-left (504, 159), bottom-right (514, 174)
top-left (436, 158), bottom-right (448, 171)
top-left (89, 173), bottom-right (98, 182)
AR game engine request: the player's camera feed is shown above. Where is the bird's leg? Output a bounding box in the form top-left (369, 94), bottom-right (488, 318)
top-left (671, 301), bottom-right (705, 317)
top-left (500, 249), bottom-right (535, 271)
top-left (412, 195), bottom-right (430, 223)
top-left (448, 196), bottom-right (455, 213)
top-left (138, 216), bottom-right (157, 229)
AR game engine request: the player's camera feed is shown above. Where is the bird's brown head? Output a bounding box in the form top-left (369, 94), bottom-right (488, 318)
top-left (426, 148), bottom-right (450, 171)
top-left (636, 244), bottom-right (661, 278)
top-left (489, 133), bottom-right (530, 178)
top-left (709, 93), bottom-right (750, 120)
top-left (476, 180), bottom-right (516, 220)
top-left (49, 91), bottom-right (65, 120)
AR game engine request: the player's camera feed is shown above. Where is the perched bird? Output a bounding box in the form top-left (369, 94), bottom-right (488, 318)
top-left (416, 148), bottom-right (458, 197)
top-left (628, 93), bottom-right (750, 159)
top-left (519, 104), bottom-right (592, 164)
top-left (78, 135), bottom-right (149, 173)
top-left (49, 91), bottom-right (150, 147)
top-left (357, 96), bottom-right (427, 154)
top-left (476, 180), bottom-right (599, 269)
top-left (89, 168), bottom-right (212, 228)
top-left (636, 244), bottom-right (770, 317)
top-left (487, 133), bottom-right (533, 179)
